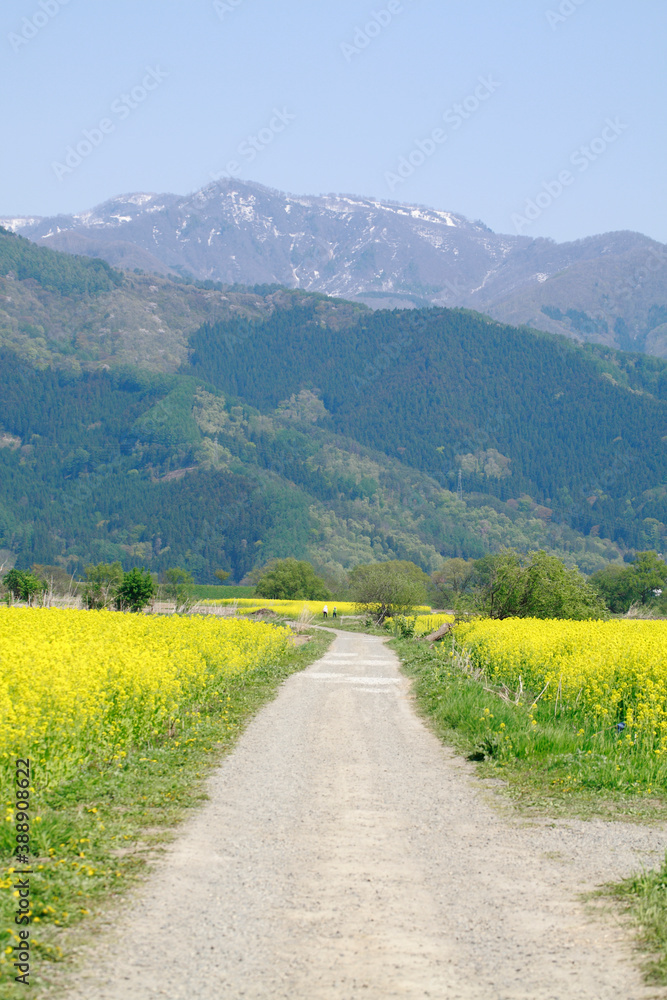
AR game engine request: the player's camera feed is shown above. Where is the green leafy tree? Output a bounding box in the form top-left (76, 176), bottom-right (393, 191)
top-left (590, 564), bottom-right (637, 613)
top-left (631, 551), bottom-right (667, 604)
top-left (214, 569), bottom-right (231, 583)
top-left (2, 568), bottom-right (25, 602)
top-left (21, 573), bottom-right (47, 606)
top-left (115, 568), bottom-right (156, 613)
top-left (591, 551), bottom-right (667, 612)
top-left (474, 550), bottom-right (607, 620)
top-left (255, 558), bottom-right (330, 600)
top-left (470, 552), bottom-right (524, 618)
top-left (82, 562), bottom-right (124, 610)
top-left (2, 568), bottom-right (47, 605)
top-left (163, 567), bottom-right (194, 612)
top-left (387, 561), bottom-right (433, 590)
top-left (349, 561), bottom-right (429, 624)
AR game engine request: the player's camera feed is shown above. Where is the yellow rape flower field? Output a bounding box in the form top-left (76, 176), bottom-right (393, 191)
top-left (0, 607), bottom-right (290, 795)
top-left (199, 598), bottom-right (432, 616)
top-left (397, 614), bottom-right (667, 813)
top-left (386, 613), bottom-right (454, 637)
top-left (454, 618), bottom-right (667, 749)
top-left (201, 597), bottom-right (359, 615)
top-left (0, 606), bottom-right (324, 996)
top-left (412, 614), bottom-right (455, 635)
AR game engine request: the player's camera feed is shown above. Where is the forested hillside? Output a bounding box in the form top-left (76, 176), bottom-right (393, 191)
top-left (0, 225), bottom-right (123, 296)
top-left (0, 350), bottom-right (628, 582)
top-left (0, 227), bottom-right (323, 372)
top-left (187, 302), bottom-right (667, 551)
top-left (0, 227), bottom-right (665, 579)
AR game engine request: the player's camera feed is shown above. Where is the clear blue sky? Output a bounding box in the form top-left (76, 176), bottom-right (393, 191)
top-left (2, 0), bottom-right (665, 243)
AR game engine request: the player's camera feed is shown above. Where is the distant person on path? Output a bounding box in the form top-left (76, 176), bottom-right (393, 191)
top-left (322, 604), bottom-right (328, 618)
top-left (332, 606), bottom-right (337, 618)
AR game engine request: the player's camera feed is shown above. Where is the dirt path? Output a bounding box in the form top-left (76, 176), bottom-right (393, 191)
top-left (63, 630), bottom-right (666, 999)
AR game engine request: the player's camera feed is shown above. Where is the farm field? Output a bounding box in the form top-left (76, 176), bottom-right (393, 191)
top-left (190, 585), bottom-right (256, 600)
top-left (398, 617), bottom-right (667, 804)
top-left (199, 597), bottom-right (391, 616)
top-left (0, 608), bottom-right (291, 794)
top-left (385, 613), bottom-right (455, 637)
top-left (200, 597), bottom-right (431, 618)
top-left (454, 617), bottom-right (667, 754)
top-left (0, 607), bottom-right (330, 997)
top-left (3, 607), bottom-right (667, 994)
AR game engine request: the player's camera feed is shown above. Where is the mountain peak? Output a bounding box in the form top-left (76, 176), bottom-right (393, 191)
top-left (2, 180), bottom-right (666, 355)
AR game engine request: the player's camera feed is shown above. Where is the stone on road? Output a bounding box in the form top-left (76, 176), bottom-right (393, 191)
top-left (66, 629), bottom-right (666, 999)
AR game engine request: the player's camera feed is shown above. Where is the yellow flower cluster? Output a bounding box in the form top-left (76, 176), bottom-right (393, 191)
top-left (385, 613), bottom-right (454, 637)
top-left (410, 614), bottom-right (455, 636)
top-left (200, 598), bottom-right (360, 615)
top-left (454, 618), bottom-right (667, 740)
top-left (200, 598), bottom-right (432, 616)
top-left (0, 608), bottom-right (289, 792)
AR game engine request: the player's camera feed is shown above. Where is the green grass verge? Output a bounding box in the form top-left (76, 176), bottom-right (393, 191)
top-left (609, 858), bottom-right (667, 985)
top-left (394, 637), bottom-right (667, 818)
top-left (0, 629), bottom-right (333, 998)
top-left (393, 635), bottom-right (667, 982)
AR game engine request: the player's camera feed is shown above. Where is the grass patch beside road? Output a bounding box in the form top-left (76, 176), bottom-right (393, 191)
top-left (610, 858), bottom-right (667, 986)
top-left (393, 634), bottom-right (667, 983)
top-left (394, 636), bottom-right (667, 820)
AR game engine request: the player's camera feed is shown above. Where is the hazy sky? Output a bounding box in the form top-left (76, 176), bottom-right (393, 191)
top-left (2, 0), bottom-right (665, 243)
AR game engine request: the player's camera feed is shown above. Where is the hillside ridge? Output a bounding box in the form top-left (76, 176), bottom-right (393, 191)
top-left (4, 179), bottom-right (667, 357)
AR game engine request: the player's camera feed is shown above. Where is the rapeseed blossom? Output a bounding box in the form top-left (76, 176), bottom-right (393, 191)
top-left (0, 608), bottom-right (289, 793)
top-left (385, 613), bottom-right (454, 637)
top-left (454, 618), bottom-right (667, 746)
top-left (200, 598), bottom-right (363, 615)
top-left (407, 613), bottom-right (455, 636)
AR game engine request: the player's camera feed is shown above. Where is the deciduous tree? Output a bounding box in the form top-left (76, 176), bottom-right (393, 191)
top-left (82, 562), bottom-right (123, 610)
top-left (255, 558), bottom-right (330, 601)
top-left (162, 567), bottom-right (194, 612)
top-left (474, 550), bottom-right (606, 620)
top-left (349, 561), bottom-right (428, 623)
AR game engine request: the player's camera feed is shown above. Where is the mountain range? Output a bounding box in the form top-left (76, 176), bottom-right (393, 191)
top-left (4, 179), bottom-right (667, 357)
top-left (0, 224), bottom-right (665, 582)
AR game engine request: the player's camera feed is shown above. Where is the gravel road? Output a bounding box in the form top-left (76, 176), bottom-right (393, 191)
top-left (64, 629), bottom-right (667, 999)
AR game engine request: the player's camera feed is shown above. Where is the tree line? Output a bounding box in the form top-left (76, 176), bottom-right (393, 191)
top-left (4, 548), bottom-right (664, 621)
top-left (244, 549), bottom-right (667, 622)
top-left (1, 564), bottom-right (203, 614)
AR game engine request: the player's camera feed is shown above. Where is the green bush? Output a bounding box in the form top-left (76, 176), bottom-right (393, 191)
top-left (115, 568), bottom-right (156, 613)
top-left (1, 568), bottom-right (46, 605)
